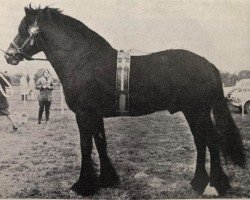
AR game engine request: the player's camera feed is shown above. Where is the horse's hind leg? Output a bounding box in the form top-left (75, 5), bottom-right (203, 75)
top-left (71, 112), bottom-right (99, 196)
top-left (183, 109), bottom-right (209, 194)
top-left (93, 116), bottom-right (119, 187)
top-left (203, 112), bottom-right (231, 196)
top-left (185, 108), bottom-right (231, 196)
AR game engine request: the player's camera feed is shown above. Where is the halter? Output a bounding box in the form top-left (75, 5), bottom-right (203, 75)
top-left (0, 73), bottom-right (14, 97)
top-left (11, 20), bottom-right (40, 54)
top-left (10, 20), bottom-right (47, 61)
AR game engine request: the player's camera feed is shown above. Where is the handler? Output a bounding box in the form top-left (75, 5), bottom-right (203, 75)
top-left (0, 71), bottom-right (17, 132)
top-left (36, 69), bottom-right (54, 124)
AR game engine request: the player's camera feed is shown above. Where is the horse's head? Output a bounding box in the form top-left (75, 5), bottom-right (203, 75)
top-left (5, 6), bottom-right (43, 65)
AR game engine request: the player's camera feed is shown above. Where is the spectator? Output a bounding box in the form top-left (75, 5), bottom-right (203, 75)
top-left (28, 74), bottom-right (35, 100)
top-left (36, 69), bottom-right (54, 124)
top-left (20, 74), bottom-right (28, 102)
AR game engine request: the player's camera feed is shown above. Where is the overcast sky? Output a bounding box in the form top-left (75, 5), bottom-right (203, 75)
top-left (0, 0), bottom-right (249, 76)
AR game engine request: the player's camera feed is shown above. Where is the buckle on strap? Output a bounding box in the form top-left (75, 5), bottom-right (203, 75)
top-left (116, 50), bottom-right (131, 115)
top-left (11, 41), bottom-right (22, 53)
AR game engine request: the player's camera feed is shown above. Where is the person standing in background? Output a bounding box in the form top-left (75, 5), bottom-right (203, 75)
top-left (28, 74), bottom-right (35, 100)
top-left (36, 69), bottom-right (54, 124)
top-left (20, 74), bottom-right (28, 103)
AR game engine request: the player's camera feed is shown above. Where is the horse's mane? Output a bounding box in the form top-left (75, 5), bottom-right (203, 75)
top-left (24, 5), bottom-right (113, 50)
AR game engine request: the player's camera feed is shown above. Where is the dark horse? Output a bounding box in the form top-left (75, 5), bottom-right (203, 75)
top-left (4, 6), bottom-right (246, 197)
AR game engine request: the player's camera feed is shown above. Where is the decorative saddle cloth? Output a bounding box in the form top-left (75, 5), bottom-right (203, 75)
top-left (116, 50), bottom-right (131, 115)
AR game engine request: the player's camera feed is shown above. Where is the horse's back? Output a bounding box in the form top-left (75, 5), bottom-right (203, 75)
top-left (129, 49), bottom-right (222, 115)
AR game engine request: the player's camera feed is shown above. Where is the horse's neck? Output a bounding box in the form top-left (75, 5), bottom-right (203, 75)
top-left (44, 27), bottom-right (117, 89)
top-left (41, 23), bottom-right (115, 85)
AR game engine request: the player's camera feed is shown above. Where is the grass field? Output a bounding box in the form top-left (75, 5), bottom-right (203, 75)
top-left (0, 87), bottom-right (249, 199)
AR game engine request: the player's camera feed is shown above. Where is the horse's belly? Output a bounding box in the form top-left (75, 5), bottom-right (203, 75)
top-left (129, 85), bottom-right (179, 116)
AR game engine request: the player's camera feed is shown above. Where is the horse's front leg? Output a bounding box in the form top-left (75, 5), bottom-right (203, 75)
top-left (71, 112), bottom-right (99, 196)
top-left (93, 116), bottom-right (119, 187)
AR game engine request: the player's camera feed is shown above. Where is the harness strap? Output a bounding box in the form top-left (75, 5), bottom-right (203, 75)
top-left (116, 50), bottom-right (131, 115)
top-left (8, 20), bottom-right (47, 61)
top-left (21, 36), bottom-right (33, 49)
top-left (11, 41), bottom-right (22, 53)
top-left (11, 35), bottom-right (33, 53)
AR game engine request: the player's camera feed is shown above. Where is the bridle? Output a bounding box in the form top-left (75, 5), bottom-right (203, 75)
top-left (12, 20), bottom-right (40, 54)
top-left (10, 20), bottom-right (48, 61)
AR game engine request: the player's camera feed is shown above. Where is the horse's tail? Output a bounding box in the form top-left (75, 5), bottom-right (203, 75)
top-left (212, 88), bottom-right (246, 168)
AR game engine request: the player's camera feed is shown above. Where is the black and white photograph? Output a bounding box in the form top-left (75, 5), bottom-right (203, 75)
top-left (0, 0), bottom-right (249, 199)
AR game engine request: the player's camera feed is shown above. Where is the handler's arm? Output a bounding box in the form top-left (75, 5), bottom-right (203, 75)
top-left (36, 79), bottom-right (43, 90)
top-left (0, 75), bottom-right (10, 87)
top-left (5, 75), bottom-right (11, 86)
top-left (0, 76), bottom-right (5, 87)
top-left (50, 80), bottom-right (55, 90)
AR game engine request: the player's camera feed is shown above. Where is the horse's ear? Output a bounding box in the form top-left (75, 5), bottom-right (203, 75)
top-left (24, 7), bottom-right (31, 16)
top-left (25, 5), bottom-right (37, 16)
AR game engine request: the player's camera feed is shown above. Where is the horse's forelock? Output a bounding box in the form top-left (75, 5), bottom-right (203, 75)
top-left (24, 4), bottom-right (38, 16)
top-left (22, 5), bottom-right (62, 33)
top-left (24, 5), bottom-right (62, 19)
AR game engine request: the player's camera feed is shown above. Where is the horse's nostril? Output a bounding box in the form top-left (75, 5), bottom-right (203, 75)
top-left (5, 58), bottom-right (10, 64)
top-left (4, 53), bottom-right (10, 60)
top-left (4, 53), bottom-right (14, 64)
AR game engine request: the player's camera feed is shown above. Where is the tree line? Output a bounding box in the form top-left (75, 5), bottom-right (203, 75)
top-left (221, 70), bottom-right (250, 87)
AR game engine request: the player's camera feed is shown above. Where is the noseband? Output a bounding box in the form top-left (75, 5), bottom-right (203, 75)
top-left (11, 20), bottom-right (40, 54)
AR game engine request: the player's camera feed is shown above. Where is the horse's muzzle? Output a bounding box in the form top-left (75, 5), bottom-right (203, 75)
top-left (4, 53), bottom-right (19, 65)
top-left (5, 51), bottom-right (26, 65)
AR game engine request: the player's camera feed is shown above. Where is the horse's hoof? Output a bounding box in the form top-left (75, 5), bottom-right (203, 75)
top-left (190, 172), bottom-right (209, 194)
top-left (202, 184), bottom-right (219, 197)
top-left (99, 174), bottom-right (120, 188)
top-left (210, 171), bottom-right (231, 195)
top-left (71, 179), bottom-right (99, 196)
top-left (99, 167), bottom-right (120, 188)
top-left (69, 190), bottom-right (79, 198)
